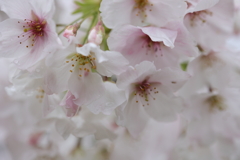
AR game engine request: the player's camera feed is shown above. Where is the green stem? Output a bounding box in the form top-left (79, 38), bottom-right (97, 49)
top-left (58, 16), bottom-right (86, 35)
top-left (56, 24), bottom-right (67, 27)
top-left (82, 14), bottom-right (98, 44)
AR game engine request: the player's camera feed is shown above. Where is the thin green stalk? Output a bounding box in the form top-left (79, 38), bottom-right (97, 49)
top-left (58, 17), bottom-right (86, 35)
top-left (82, 14), bottom-right (98, 44)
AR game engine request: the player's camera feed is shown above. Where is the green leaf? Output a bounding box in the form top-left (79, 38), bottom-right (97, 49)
top-left (72, 0), bottom-right (100, 18)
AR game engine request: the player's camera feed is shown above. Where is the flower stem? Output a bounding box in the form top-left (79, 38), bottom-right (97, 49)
top-left (82, 13), bottom-right (98, 44)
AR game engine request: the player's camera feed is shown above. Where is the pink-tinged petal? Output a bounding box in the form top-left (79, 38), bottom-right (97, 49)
top-left (108, 24), bottom-right (197, 69)
top-left (117, 66), bottom-right (138, 90)
top-left (45, 46), bottom-right (76, 95)
top-left (187, 0), bottom-right (220, 12)
top-left (0, 19), bottom-right (31, 58)
top-left (86, 82), bottom-right (126, 114)
top-left (134, 61), bottom-right (157, 81)
top-left (122, 98), bottom-right (149, 137)
top-left (141, 26), bottom-right (178, 48)
top-left (100, 0), bottom-right (134, 28)
top-left (15, 38), bottom-right (49, 69)
top-left (96, 50), bottom-right (129, 76)
top-left (29, 0), bottom-right (55, 19)
top-left (45, 64), bottom-right (72, 94)
top-left (0, 0), bottom-right (32, 19)
top-left (108, 25), bottom-right (141, 52)
top-left (143, 88), bottom-right (178, 122)
top-left (60, 91), bottom-right (79, 117)
top-left (45, 44), bottom-right (75, 68)
top-left (117, 61), bottom-right (156, 90)
top-left (153, 45), bottom-right (180, 69)
top-left (108, 26), bottom-right (152, 67)
top-left (76, 43), bottom-right (96, 56)
top-left (69, 71), bottom-right (105, 107)
top-left (165, 21), bottom-right (198, 57)
top-left (149, 67), bottom-right (189, 92)
top-left (100, 0), bottom-right (187, 28)
top-left (184, 0), bottom-right (234, 49)
top-left (145, 0), bottom-right (187, 26)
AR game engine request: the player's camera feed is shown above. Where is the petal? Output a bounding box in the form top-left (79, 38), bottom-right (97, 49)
top-left (149, 67), bottom-right (189, 92)
top-left (86, 82), bottom-right (126, 114)
top-left (70, 72), bottom-right (105, 107)
top-left (146, 0), bottom-right (187, 26)
top-left (96, 50), bottom-right (129, 76)
top-left (0, 19), bottom-right (30, 58)
top-left (100, 0), bottom-right (134, 28)
top-left (187, 0), bottom-right (220, 12)
top-left (0, 0), bottom-right (32, 19)
top-left (141, 26), bottom-right (177, 48)
top-left (76, 42), bottom-right (97, 57)
top-left (108, 25), bottom-right (142, 53)
top-left (117, 61), bottom-right (157, 89)
top-left (29, 0), bottom-right (55, 19)
top-left (117, 66), bottom-right (138, 89)
top-left (122, 98), bottom-right (149, 137)
top-left (144, 87), bottom-right (178, 122)
top-left (45, 64), bottom-right (72, 94)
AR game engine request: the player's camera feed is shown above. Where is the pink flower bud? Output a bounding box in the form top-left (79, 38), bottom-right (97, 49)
top-left (63, 23), bottom-right (80, 41)
top-left (88, 21), bottom-right (105, 45)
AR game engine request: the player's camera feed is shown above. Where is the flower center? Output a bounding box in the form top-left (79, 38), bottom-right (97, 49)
top-left (66, 53), bottom-right (96, 77)
top-left (134, 0), bottom-right (153, 22)
top-left (17, 11), bottom-right (46, 48)
top-left (36, 88), bottom-right (45, 103)
top-left (206, 95), bottom-right (226, 111)
top-left (141, 35), bottom-right (161, 57)
top-left (134, 0), bottom-right (149, 10)
top-left (134, 80), bottom-right (159, 106)
top-left (187, 10), bottom-right (213, 26)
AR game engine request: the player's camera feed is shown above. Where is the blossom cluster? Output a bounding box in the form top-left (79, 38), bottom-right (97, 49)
top-left (0, 0), bottom-right (240, 159)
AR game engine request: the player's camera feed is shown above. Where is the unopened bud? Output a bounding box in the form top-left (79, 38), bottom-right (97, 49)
top-left (63, 23), bottom-right (80, 41)
top-left (88, 21), bottom-right (105, 45)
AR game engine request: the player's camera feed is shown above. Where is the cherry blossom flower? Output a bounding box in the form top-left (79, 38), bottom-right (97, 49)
top-left (100, 0), bottom-right (187, 28)
top-left (116, 61), bottom-right (188, 136)
top-left (0, 0), bottom-right (240, 158)
top-left (184, 0), bottom-right (234, 49)
top-left (0, 0), bottom-right (60, 69)
top-left (46, 43), bottom-right (128, 114)
top-left (108, 22), bottom-right (197, 69)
